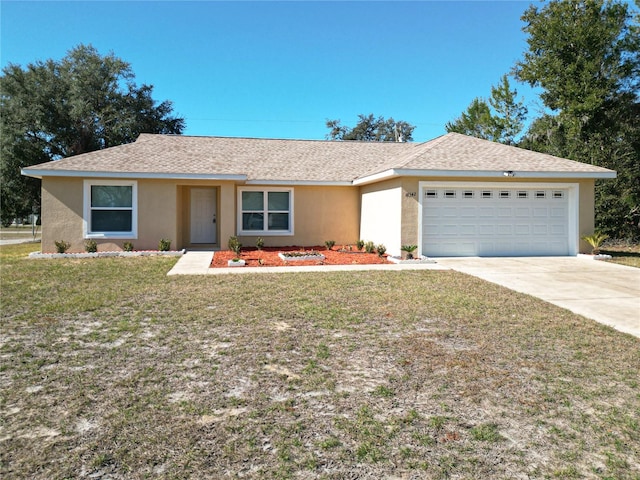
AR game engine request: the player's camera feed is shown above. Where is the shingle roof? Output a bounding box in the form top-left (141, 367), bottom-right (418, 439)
top-left (22, 132), bottom-right (615, 182)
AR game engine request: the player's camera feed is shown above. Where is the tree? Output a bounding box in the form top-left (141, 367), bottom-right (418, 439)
top-left (0, 44), bottom-right (185, 225)
top-left (514, 0), bottom-right (639, 240)
top-left (445, 98), bottom-right (494, 140)
top-left (325, 114), bottom-right (415, 142)
top-left (445, 75), bottom-right (527, 145)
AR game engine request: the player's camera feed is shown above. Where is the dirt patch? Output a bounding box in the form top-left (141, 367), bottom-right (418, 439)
top-left (211, 246), bottom-right (391, 268)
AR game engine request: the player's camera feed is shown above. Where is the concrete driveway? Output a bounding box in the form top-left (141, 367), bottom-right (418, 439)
top-left (436, 257), bottom-right (640, 339)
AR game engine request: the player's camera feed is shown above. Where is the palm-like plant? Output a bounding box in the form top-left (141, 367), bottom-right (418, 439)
top-left (401, 244), bottom-right (418, 259)
top-left (581, 232), bottom-right (608, 255)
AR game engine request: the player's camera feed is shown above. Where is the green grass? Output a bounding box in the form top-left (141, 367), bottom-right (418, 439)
top-left (1, 243), bottom-right (639, 479)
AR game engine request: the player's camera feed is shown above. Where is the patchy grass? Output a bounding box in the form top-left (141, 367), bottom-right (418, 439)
top-left (601, 243), bottom-right (640, 268)
top-left (1, 243), bottom-right (639, 479)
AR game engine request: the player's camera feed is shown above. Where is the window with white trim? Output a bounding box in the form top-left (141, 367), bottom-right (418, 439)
top-left (238, 188), bottom-right (293, 235)
top-left (83, 180), bottom-right (137, 238)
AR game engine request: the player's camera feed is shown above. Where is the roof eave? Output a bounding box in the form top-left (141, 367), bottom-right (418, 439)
top-left (21, 168), bottom-right (248, 181)
top-left (353, 168), bottom-right (617, 185)
top-left (246, 179), bottom-right (353, 186)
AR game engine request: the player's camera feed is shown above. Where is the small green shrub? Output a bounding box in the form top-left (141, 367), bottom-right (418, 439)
top-left (158, 238), bottom-right (171, 251)
top-left (54, 240), bottom-right (71, 253)
top-left (84, 239), bottom-right (98, 253)
top-left (401, 244), bottom-right (418, 259)
top-left (324, 240), bottom-right (335, 251)
top-left (256, 237), bottom-right (264, 250)
top-left (376, 244), bottom-right (386, 257)
top-left (228, 236), bottom-right (242, 257)
top-left (364, 241), bottom-right (375, 254)
top-left (582, 232), bottom-right (609, 254)
top-left (122, 241), bottom-right (134, 252)
top-left (356, 239), bottom-right (365, 250)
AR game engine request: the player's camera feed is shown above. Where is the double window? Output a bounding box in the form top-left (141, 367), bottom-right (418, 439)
top-left (238, 188), bottom-right (293, 235)
top-left (83, 180), bottom-right (137, 238)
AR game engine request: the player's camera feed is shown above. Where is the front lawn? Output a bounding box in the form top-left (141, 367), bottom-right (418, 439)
top-left (1, 243), bottom-right (638, 479)
top-left (602, 243), bottom-right (640, 268)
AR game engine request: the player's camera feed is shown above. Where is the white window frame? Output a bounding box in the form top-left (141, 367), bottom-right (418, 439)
top-left (237, 187), bottom-right (294, 236)
top-left (83, 180), bottom-right (138, 239)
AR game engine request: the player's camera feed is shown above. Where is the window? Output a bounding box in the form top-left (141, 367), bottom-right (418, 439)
top-left (535, 191), bottom-right (546, 199)
top-left (238, 188), bottom-right (293, 235)
top-left (444, 190), bottom-right (456, 198)
top-left (500, 191), bottom-right (511, 199)
top-left (482, 190), bottom-right (493, 198)
top-left (463, 191), bottom-right (474, 198)
top-left (83, 180), bottom-right (137, 238)
top-left (425, 189), bottom-right (437, 198)
top-left (517, 191), bottom-right (529, 199)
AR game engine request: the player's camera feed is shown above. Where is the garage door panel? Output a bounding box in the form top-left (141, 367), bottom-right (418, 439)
top-left (460, 207), bottom-right (476, 217)
top-left (533, 207), bottom-right (549, 217)
top-left (422, 186), bottom-right (570, 257)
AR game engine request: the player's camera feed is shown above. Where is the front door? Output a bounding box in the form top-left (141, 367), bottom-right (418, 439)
top-left (190, 188), bottom-right (217, 244)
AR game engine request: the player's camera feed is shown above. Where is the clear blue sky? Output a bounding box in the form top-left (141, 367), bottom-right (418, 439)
top-left (1, 0), bottom-right (539, 142)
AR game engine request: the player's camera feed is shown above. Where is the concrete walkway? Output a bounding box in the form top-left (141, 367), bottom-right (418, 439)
top-left (167, 252), bottom-right (639, 339)
top-left (436, 256), bottom-right (640, 339)
top-left (167, 250), bottom-right (449, 276)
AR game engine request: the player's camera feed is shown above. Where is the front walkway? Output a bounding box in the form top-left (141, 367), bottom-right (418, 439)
top-left (166, 250), bottom-right (448, 276)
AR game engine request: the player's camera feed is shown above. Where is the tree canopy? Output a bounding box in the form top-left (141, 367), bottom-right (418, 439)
top-left (445, 75), bottom-right (527, 145)
top-left (0, 44), bottom-right (185, 225)
top-left (515, 0), bottom-right (639, 240)
top-left (326, 114), bottom-right (415, 142)
top-left (445, 0), bottom-right (639, 240)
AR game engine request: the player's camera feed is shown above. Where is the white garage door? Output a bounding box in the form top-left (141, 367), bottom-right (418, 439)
top-left (422, 186), bottom-right (570, 257)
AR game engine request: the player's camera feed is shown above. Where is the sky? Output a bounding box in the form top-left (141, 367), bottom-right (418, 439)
top-left (1, 0), bottom-right (541, 142)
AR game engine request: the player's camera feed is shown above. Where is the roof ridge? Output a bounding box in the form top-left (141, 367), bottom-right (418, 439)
top-left (392, 133), bottom-right (455, 168)
top-left (137, 133), bottom-right (417, 145)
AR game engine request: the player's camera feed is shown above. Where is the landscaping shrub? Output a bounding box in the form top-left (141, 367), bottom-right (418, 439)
top-left (54, 240), bottom-right (70, 253)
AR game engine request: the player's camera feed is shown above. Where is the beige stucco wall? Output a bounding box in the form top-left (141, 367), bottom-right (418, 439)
top-left (237, 185), bottom-right (360, 248)
top-left (40, 178), bottom-right (359, 252)
top-left (39, 174), bottom-right (597, 255)
top-left (41, 177), bottom-right (85, 253)
top-left (40, 177), bottom-right (180, 252)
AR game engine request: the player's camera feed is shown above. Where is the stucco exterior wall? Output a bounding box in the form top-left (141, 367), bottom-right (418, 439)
top-left (38, 174), bottom-right (598, 255)
top-left (41, 177), bottom-right (84, 253)
top-left (237, 185), bottom-right (360, 248)
top-left (40, 178), bottom-right (180, 252)
top-left (359, 179), bottom-right (403, 256)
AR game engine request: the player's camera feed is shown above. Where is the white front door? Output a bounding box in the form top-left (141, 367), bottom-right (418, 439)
top-left (190, 188), bottom-right (217, 244)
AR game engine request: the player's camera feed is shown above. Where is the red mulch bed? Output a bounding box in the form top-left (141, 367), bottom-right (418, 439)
top-left (211, 246), bottom-right (392, 268)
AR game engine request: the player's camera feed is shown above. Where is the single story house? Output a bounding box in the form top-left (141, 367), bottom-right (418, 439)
top-left (22, 132), bottom-right (616, 257)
